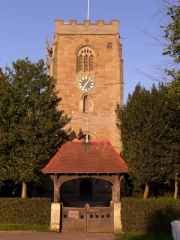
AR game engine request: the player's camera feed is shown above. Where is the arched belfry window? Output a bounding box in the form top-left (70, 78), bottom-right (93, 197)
top-left (77, 47), bottom-right (95, 72)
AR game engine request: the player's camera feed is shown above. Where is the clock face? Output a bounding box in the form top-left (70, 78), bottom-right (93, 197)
top-left (79, 75), bottom-right (95, 92)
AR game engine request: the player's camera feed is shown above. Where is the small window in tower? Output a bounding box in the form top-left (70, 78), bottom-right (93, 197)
top-left (83, 95), bottom-right (88, 113)
top-left (107, 42), bottom-right (113, 49)
top-left (80, 94), bottom-right (94, 113)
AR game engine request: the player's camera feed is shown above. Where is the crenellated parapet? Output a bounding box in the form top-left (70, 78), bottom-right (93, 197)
top-left (55, 19), bottom-right (120, 35)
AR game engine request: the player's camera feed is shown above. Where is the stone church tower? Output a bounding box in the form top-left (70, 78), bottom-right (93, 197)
top-left (48, 20), bottom-right (123, 151)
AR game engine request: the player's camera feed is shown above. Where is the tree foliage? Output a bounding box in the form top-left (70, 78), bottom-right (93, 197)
top-left (116, 2), bottom-right (180, 198)
top-left (164, 1), bottom-right (180, 63)
top-left (0, 59), bottom-right (71, 195)
top-left (164, 2), bottom-right (180, 105)
top-left (0, 72), bottom-right (14, 182)
top-left (116, 84), bottom-right (180, 198)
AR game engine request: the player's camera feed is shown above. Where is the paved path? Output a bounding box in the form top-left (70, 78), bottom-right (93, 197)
top-left (0, 232), bottom-right (114, 240)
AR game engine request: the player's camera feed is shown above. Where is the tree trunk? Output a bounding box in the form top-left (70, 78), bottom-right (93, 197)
top-left (143, 183), bottom-right (149, 199)
top-left (21, 181), bottom-right (27, 199)
top-left (174, 176), bottom-right (179, 200)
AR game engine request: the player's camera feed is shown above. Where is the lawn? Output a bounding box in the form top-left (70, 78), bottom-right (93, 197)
top-left (116, 232), bottom-right (173, 240)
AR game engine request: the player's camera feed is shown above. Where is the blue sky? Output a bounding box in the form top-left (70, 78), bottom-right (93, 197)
top-left (0, 0), bottom-right (171, 101)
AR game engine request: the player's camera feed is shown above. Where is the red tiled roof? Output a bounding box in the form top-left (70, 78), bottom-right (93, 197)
top-left (42, 140), bottom-right (128, 174)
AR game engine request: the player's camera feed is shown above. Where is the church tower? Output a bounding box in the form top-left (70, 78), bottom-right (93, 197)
top-left (49, 20), bottom-right (123, 151)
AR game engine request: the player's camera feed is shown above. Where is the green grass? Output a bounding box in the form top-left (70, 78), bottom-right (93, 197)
top-left (116, 232), bottom-right (173, 240)
top-left (0, 224), bottom-right (49, 231)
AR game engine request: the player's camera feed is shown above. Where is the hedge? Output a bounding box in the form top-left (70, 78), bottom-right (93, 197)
top-left (0, 197), bottom-right (179, 233)
top-left (121, 198), bottom-right (180, 233)
top-left (0, 198), bottom-right (51, 225)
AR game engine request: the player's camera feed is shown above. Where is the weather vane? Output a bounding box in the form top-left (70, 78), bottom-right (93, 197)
top-left (87, 0), bottom-right (90, 20)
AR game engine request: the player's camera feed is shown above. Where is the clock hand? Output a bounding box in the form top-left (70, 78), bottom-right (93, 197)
top-left (83, 79), bottom-right (90, 91)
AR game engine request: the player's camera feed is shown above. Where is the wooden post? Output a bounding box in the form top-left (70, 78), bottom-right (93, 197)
top-left (112, 175), bottom-right (123, 233)
top-left (53, 174), bottom-right (61, 203)
top-left (112, 175), bottom-right (120, 203)
top-left (50, 174), bottom-right (62, 232)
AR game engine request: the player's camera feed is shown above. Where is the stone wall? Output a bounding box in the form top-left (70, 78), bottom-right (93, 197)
top-left (51, 20), bottom-right (123, 151)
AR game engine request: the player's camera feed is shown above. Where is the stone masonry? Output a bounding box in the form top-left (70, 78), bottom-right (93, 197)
top-left (50, 20), bottom-right (123, 151)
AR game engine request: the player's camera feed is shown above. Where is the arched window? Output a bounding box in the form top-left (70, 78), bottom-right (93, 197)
top-left (80, 95), bottom-right (94, 113)
top-left (77, 47), bottom-right (95, 72)
top-left (83, 95), bottom-right (88, 113)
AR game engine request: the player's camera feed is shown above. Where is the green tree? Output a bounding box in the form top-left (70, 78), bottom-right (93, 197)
top-left (0, 59), bottom-right (71, 198)
top-left (163, 2), bottom-right (180, 198)
top-left (0, 70), bottom-right (15, 184)
top-left (164, 2), bottom-right (180, 63)
top-left (164, 2), bottom-right (180, 104)
top-left (116, 84), bottom-right (177, 198)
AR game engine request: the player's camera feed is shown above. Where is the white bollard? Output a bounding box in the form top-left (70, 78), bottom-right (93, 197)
top-left (171, 220), bottom-right (180, 240)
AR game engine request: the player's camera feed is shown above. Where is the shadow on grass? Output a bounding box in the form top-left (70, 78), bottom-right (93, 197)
top-left (147, 205), bottom-right (180, 233)
top-left (116, 232), bottom-right (173, 240)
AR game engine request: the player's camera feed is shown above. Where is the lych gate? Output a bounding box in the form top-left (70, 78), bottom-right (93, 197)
top-left (42, 140), bottom-right (128, 233)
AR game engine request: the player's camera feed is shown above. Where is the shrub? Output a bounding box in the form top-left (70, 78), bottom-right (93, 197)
top-left (0, 198), bottom-right (51, 225)
top-left (121, 197), bottom-right (180, 233)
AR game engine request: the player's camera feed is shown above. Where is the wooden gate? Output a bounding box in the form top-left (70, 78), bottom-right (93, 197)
top-left (62, 206), bottom-right (114, 233)
top-left (86, 207), bottom-right (114, 233)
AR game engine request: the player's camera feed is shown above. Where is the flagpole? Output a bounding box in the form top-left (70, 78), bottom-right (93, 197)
top-left (87, 0), bottom-right (90, 20)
